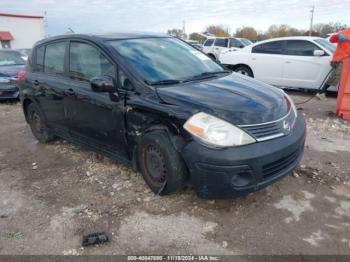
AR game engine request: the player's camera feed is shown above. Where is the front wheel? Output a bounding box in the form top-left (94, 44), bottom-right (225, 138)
top-left (234, 65), bottom-right (253, 77)
top-left (138, 130), bottom-right (187, 195)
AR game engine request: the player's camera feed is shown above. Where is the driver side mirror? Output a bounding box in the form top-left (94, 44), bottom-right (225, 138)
top-left (313, 50), bottom-right (325, 56)
top-left (90, 76), bottom-right (115, 92)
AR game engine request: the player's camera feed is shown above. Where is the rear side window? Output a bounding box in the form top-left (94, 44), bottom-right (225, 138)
top-left (229, 38), bottom-right (242, 48)
top-left (204, 39), bottom-right (214, 46)
top-left (214, 38), bottom-right (228, 47)
top-left (252, 41), bottom-right (283, 55)
top-left (284, 40), bottom-right (320, 56)
top-left (35, 45), bottom-right (45, 71)
top-left (69, 42), bottom-right (114, 80)
top-left (44, 42), bottom-right (65, 74)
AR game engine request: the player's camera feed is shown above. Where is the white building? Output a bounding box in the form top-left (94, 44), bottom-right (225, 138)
top-left (0, 13), bottom-right (45, 49)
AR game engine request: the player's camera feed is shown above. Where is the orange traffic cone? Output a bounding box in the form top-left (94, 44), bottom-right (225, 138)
top-left (336, 56), bottom-right (350, 120)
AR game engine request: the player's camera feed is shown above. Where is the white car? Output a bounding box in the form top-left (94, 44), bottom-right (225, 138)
top-left (220, 36), bottom-right (336, 90)
top-left (202, 37), bottom-right (252, 60)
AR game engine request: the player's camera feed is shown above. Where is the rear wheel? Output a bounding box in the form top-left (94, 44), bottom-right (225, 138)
top-left (27, 103), bottom-right (54, 143)
top-left (234, 65), bottom-right (253, 77)
top-left (138, 130), bottom-right (187, 195)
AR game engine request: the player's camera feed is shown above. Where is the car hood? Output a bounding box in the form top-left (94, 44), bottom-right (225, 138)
top-left (156, 73), bottom-right (288, 125)
top-left (0, 65), bottom-right (24, 78)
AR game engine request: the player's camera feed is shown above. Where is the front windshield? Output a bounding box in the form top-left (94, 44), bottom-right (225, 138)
top-left (0, 50), bottom-right (25, 66)
top-left (314, 38), bottom-right (336, 53)
top-left (240, 39), bottom-right (252, 46)
top-left (109, 37), bottom-right (224, 83)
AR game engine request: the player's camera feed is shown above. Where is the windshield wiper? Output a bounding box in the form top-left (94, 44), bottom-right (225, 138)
top-left (145, 79), bottom-right (182, 86)
top-left (184, 70), bottom-right (231, 82)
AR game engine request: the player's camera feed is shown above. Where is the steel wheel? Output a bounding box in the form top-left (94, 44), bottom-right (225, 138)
top-left (142, 144), bottom-right (168, 187)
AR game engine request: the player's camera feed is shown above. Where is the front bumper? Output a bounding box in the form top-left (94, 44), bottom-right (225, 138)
top-left (182, 115), bottom-right (306, 199)
top-left (0, 84), bottom-right (19, 100)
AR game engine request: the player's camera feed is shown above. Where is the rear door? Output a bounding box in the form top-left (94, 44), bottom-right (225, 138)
top-left (65, 40), bottom-right (128, 156)
top-left (250, 40), bottom-right (285, 86)
top-left (28, 41), bottom-right (69, 132)
top-left (213, 38), bottom-right (229, 59)
top-left (281, 40), bottom-right (331, 89)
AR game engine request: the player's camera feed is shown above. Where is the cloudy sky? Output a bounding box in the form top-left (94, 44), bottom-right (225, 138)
top-left (1, 0), bottom-right (349, 36)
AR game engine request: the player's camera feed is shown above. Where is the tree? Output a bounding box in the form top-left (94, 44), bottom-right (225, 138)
top-left (167, 28), bottom-right (186, 39)
top-left (314, 22), bottom-right (348, 37)
top-left (235, 27), bottom-right (258, 41)
top-left (205, 25), bottom-right (230, 37)
top-left (266, 24), bottom-right (303, 38)
top-left (189, 33), bottom-right (206, 43)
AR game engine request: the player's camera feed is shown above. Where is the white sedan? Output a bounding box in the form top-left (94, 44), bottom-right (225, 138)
top-left (219, 36), bottom-right (336, 90)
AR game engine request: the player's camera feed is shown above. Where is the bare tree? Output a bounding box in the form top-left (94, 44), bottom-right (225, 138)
top-left (205, 25), bottom-right (230, 37)
top-left (189, 33), bottom-right (207, 43)
top-left (235, 27), bottom-right (258, 41)
top-left (314, 22), bottom-right (348, 37)
top-left (167, 28), bottom-right (186, 39)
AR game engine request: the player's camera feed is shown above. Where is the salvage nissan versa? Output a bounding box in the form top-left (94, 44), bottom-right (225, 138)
top-left (18, 33), bottom-right (306, 199)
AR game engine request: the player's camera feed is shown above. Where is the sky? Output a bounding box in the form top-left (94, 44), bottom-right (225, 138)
top-left (1, 0), bottom-right (349, 36)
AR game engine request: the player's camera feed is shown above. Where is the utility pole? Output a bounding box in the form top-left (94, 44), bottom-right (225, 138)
top-left (309, 5), bottom-right (315, 36)
top-left (182, 20), bottom-right (186, 39)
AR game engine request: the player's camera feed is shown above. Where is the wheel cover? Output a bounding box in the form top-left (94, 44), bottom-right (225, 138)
top-left (237, 69), bottom-right (248, 76)
top-left (143, 144), bottom-right (167, 187)
top-left (30, 111), bottom-right (43, 134)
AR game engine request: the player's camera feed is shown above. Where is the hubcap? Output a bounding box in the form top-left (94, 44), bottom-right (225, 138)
top-left (31, 111), bottom-right (43, 134)
top-left (143, 145), bottom-right (167, 187)
top-left (237, 70), bottom-right (248, 76)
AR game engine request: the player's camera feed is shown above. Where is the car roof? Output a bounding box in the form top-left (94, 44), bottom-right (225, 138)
top-left (34, 32), bottom-right (169, 46)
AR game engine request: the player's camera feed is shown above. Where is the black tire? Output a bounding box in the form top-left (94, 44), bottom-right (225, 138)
top-left (138, 130), bottom-right (187, 195)
top-left (27, 103), bottom-right (54, 143)
top-left (234, 65), bottom-right (253, 77)
top-left (207, 53), bottom-right (217, 61)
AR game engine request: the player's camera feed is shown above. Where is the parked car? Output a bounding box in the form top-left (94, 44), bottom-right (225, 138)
top-left (19, 33), bottom-right (306, 199)
top-left (202, 37), bottom-right (252, 60)
top-left (0, 49), bottom-right (26, 100)
top-left (220, 36), bottom-right (336, 90)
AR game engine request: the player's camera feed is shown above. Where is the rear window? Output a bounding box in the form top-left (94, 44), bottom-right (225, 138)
top-left (204, 39), bottom-right (214, 46)
top-left (34, 45), bottom-right (45, 71)
top-left (214, 38), bottom-right (228, 47)
top-left (252, 41), bottom-right (284, 55)
top-left (44, 41), bottom-right (65, 75)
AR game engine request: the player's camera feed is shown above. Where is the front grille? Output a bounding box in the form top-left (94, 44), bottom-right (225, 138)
top-left (242, 122), bottom-right (283, 140)
top-left (262, 149), bottom-right (299, 178)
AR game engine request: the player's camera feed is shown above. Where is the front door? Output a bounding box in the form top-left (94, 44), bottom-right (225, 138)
top-left (281, 40), bottom-right (332, 89)
top-left (65, 40), bottom-right (128, 156)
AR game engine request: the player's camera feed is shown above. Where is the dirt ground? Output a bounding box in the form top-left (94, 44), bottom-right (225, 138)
top-left (0, 92), bottom-right (349, 255)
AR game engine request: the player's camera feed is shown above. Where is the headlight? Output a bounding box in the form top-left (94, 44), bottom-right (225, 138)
top-left (183, 112), bottom-right (256, 148)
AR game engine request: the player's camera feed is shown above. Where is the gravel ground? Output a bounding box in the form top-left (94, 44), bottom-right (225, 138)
top-left (0, 93), bottom-right (349, 255)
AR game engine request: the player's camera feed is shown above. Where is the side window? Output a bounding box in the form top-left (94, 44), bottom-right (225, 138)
top-left (284, 40), bottom-right (320, 56)
top-left (214, 38), bottom-right (228, 47)
top-left (204, 39), bottom-right (214, 46)
top-left (69, 42), bottom-right (115, 80)
top-left (44, 41), bottom-right (65, 74)
top-left (229, 39), bottom-right (242, 48)
top-left (34, 45), bottom-right (45, 72)
top-left (252, 41), bottom-right (283, 55)
top-left (118, 68), bottom-right (133, 91)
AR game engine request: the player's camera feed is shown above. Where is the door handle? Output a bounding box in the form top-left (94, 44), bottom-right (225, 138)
top-left (285, 61), bottom-right (292, 64)
top-left (64, 88), bottom-right (75, 96)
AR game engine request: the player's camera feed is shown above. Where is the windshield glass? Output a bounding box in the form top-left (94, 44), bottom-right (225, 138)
top-left (314, 38), bottom-right (336, 53)
top-left (109, 37), bottom-right (224, 83)
top-left (0, 50), bottom-right (25, 66)
top-left (240, 39), bottom-right (252, 46)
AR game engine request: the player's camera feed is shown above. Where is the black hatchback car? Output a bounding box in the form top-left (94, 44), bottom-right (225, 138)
top-left (19, 33), bottom-right (306, 199)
